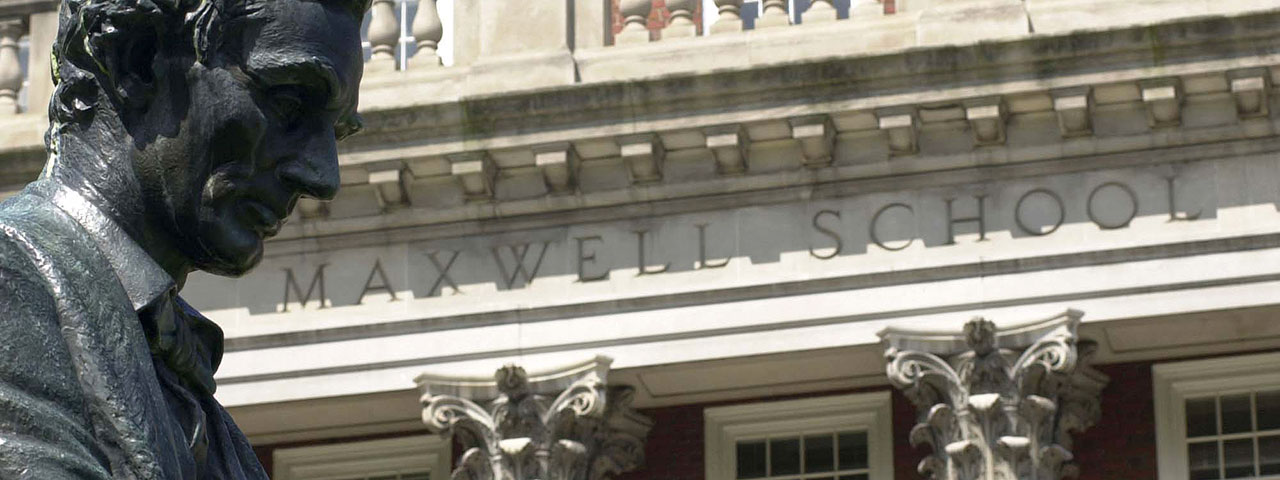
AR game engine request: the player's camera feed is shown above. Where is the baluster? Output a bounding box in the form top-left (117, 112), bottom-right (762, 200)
top-left (0, 19), bottom-right (25, 114)
top-left (663, 0), bottom-right (698, 39)
top-left (616, 0), bottom-right (653, 45)
top-left (409, 0), bottom-right (442, 68)
top-left (758, 0), bottom-right (790, 28)
top-left (367, 0), bottom-right (399, 71)
top-left (802, 0), bottom-right (838, 23)
top-left (711, 0), bottom-right (744, 34)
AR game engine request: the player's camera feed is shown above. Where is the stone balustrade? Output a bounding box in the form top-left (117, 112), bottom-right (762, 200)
top-left (0, 17), bottom-right (26, 115)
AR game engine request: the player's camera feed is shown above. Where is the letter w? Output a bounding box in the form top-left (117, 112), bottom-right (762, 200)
top-left (491, 242), bottom-right (551, 289)
top-left (282, 264), bottom-right (328, 311)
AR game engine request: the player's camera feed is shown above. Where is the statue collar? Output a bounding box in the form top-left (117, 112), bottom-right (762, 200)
top-left (29, 180), bottom-right (176, 311)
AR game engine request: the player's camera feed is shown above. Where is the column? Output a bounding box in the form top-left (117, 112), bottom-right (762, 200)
top-left (663, 0), bottom-right (698, 39)
top-left (880, 310), bottom-right (1109, 480)
top-left (711, 0), bottom-right (745, 34)
top-left (25, 9), bottom-right (56, 118)
top-left (757, 0), bottom-right (790, 28)
top-left (0, 18), bottom-right (26, 115)
top-left (408, 0), bottom-right (442, 69)
top-left (418, 356), bottom-right (653, 480)
top-left (802, 0), bottom-right (839, 23)
top-left (616, 0), bottom-right (654, 45)
top-left (365, 0), bottom-right (399, 72)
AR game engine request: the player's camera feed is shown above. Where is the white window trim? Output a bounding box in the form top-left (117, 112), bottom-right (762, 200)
top-left (704, 391), bottom-right (894, 480)
top-left (273, 435), bottom-right (452, 480)
top-left (1153, 351), bottom-right (1280, 480)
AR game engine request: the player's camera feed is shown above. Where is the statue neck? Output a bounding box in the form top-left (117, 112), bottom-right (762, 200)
top-left (45, 134), bottom-right (193, 290)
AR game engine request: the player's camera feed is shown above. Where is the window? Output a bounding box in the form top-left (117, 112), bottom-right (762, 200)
top-left (1154, 352), bottom-right (1280, 480)
top-left (704, 392), bottom-right (893, 480)
top-left (272, 435), bottom-right (452, 480)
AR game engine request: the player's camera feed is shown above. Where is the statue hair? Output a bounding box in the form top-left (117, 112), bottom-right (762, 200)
top-left (44, 0), bottom-right (369, 154)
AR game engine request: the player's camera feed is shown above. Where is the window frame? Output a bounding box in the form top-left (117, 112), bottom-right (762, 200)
top-left (272, 435), bottom-right (452, 480)
top-left (1153, 351), bottom-right (1280, 480)
top-left (703, 391), bottom-right (894, 480)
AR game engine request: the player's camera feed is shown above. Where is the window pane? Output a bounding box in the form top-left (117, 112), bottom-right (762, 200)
top-left (1258, 390), bottom-right (1280, 431)
top-left (1260, 435), bottom-right (1280, 475)
top-left (838, 431), bottom-right (869, 470)
top-left (737, 441), bottom-right (768, 479)
top-left (839, 476), bottom-right (869, 480)
top-left (770, 438), bottom-right (801, 475)
top-left (1187, 397), bottom-right (1218, 438)
top-left (1221, 394), bottom-right (1252, 434)
top-left (400, 473), bottom-right (431, 480)
top-left (1189, 441), bottom-right (1220, 480)
top-left (805, 435), bottom-right (835, 473)
top-left (1223, 438), bottom-right (1255, 478)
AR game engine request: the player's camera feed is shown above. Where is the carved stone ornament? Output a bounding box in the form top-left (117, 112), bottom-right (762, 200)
top-left (416, 356), bottom-right (653, 480)
top-left (880, 310), bottom-right (1109, 480)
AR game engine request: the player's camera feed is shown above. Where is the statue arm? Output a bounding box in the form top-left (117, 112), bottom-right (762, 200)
top-left (0, 233), bottom-right (113, 479)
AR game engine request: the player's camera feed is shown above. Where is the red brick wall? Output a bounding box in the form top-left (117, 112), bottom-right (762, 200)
top-left (618, 362), bottom-right (1161, 480)
top-left (254, 356), bottom-right (1265, 479)
top-left (1074, 361), bottom-right (1158, 480)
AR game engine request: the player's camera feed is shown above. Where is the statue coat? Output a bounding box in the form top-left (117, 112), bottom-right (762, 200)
top-left (0, 180), bottom-right (267, 479)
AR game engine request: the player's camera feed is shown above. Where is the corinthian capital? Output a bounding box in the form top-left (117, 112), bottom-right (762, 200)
top-left (416, 356), bottom-right (653, 480)
top-left (880, 310), bottom-right (1109, 480)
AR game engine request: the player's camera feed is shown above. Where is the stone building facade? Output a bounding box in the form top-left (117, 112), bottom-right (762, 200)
top-left (1, 0), bottom-right (1280, 479)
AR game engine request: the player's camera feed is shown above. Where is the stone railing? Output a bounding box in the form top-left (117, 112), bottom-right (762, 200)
top-left (355, 0), bottom-right (900, 74)
top-left (0, 0), bottom-right (58, 117)
top-left (363, 0), bottom-right (445, 72)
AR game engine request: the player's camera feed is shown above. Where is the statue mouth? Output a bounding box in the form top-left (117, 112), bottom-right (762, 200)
top-left (243, 200), bottom-right (285, 238)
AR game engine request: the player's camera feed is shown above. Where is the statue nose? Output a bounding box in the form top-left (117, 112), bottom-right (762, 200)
top-left (277, 136), bottom-right (341, 201)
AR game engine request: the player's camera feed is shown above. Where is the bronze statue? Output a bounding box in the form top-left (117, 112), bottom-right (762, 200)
top-left (0, 0), bottom-right (367, 475)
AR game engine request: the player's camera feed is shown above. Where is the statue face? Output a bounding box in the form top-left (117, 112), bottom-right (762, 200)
top-left (135, 0), bottom-right (363, 277)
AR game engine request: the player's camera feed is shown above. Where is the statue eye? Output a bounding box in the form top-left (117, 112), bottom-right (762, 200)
top-left (268, 87), bottom-right (305, 127)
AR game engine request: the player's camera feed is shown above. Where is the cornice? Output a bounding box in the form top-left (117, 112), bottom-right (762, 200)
top-left (346, 8), bottom-right (1280, 151)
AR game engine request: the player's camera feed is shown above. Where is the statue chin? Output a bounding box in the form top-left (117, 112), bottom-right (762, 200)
top-left (190, 228), bottom-right (265, 278)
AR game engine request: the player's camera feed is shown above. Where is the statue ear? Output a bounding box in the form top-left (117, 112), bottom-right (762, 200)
top-left (85, 16), bottom-right (160, 113)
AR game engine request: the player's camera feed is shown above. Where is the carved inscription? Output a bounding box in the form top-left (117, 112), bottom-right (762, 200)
top-left (275, 175), bottom-right (1205, 312)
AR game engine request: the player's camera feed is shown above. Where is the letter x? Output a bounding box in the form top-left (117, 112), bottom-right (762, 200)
top-left (426, 250), bottom-right (461, 296)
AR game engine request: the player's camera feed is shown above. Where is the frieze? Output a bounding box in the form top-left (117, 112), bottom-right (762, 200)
top-left (185, 159), bottom-right (1232, 317)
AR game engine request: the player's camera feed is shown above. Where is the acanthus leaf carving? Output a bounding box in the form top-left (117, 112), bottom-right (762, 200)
top-left (881, 310), bottom-right (1109, 480)
top-left (417, 356), bottom-right (653, 480)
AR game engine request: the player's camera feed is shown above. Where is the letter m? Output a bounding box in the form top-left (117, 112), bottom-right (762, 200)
top-left (282, 264), bottom-right (329, 312)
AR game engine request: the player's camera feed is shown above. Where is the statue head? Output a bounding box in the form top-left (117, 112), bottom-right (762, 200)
top-left (43, 0), bottom-right (368, 278)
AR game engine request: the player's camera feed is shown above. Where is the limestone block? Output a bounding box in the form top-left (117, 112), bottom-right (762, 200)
top-left (916, 0), bottom-right (1029, 47)
top-left (461, 49), bottom-right (577, 97)
top-left (479, 0), bottom-right (571, 56)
